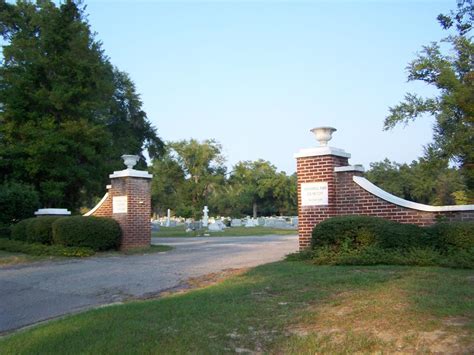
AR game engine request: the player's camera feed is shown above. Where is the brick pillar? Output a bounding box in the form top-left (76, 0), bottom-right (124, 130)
top-left (109, 163), bottom-right (152, 251)
top-left (295, 142), bottom-right (350, 250)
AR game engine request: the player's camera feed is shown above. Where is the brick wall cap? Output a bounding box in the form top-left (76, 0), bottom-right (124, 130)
top-left (35, 208), bottom-right (71, 216)
top-left (83, 193), bottom-right (109, 216)
top-left (294, 146), bottom-right (351, 159)
top-left (109, 168), bottom-right (152, 179)
top-left (354, 176), bottom-right (474, 212)
top-left (335, 165), bottom-right (365, 173)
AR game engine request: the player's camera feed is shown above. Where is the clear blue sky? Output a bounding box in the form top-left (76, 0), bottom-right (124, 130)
top-left (86, 0), bottom-right (453, 174)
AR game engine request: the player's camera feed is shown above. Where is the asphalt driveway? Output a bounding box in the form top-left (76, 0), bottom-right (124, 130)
top-left (0, 234), bottom-right (297, 334)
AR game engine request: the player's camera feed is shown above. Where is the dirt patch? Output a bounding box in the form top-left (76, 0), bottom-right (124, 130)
top-left (138, 268), bottom-right (250, 300)
top-left (185, 268), bottom-right (249, 289)
top-left (285, 281), bottom-right (473, 353)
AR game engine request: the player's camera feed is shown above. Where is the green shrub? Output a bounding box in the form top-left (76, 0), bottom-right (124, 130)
top-left (309, 216), bottom-right (474, 268)
top-left (0, 224), bottom-right (11, 239)
top-left (311, 246), bottom-right (454, 267)
top-left (429, 222), bottom-right (474, 252)
top-left (440, 248), bottom-right (474, 269)
top-left (376, 222), bottom-right (430, 250)
top-left (25, 216), bottom-right (63, 244)
top-left (311, 215), bottom-right (427, 251)
top-left (285, 250), bottom-right (314, 261)
top-left (11, 218), bottom-right (35, 242)
top-left (52, 216), bottom-right (121, 251)
top-left (0, 238), bottom-right (94, 257)
top-left (0, 182), bottom-right (39, 226)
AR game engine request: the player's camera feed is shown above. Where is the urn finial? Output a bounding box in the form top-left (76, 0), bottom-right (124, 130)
top-left (121, 154), bottom-right (139, 169)
top-left (310, 127), bottom-right (337, 146)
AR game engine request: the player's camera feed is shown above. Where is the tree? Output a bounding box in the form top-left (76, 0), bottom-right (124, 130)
top-left (0, 1), bottom-right (163, 210)
top-left (229, 160), bottom-right (296, 217)
top-left (384, 0), bottom-right (474, 199)
top-left (150, 148), bottom-right (186, 217)
top-left (152, 139), bottom-right (226, 218)
top-left (108, 68), bottom-right (164, 167)
top-left (366, 154), bottom-right (468, 205)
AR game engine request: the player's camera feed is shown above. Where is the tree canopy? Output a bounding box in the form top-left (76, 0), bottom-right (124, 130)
top-left (151, 140), bottom-right (297, 218)
top-left (0, 0), bottom-right (163, 210)
top-left (384, 0), bottom-right (473, 198)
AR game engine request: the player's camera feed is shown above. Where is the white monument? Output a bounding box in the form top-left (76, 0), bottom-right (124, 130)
top-left (202, 206), bottom-right (209, 227)
top-left (166, 208), bottom-right (171, 227)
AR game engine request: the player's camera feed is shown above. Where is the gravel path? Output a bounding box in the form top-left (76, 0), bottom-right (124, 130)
top-left (0, 234), bottom-right (297, 334)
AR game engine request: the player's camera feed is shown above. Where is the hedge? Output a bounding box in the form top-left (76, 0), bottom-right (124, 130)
top-left (11, 218), bottom-right (35, 242)
top-left (0, 239), bottom-right (94, 257)
top-left (26, 216), bottom-right (63, 244)
top-left (429, 221), bottom-right (474, 252)
top-left (308, 216), bottom-right (474, 268)
top-left (52, 216), bottom-right (121, 251)
top-left (311, 215), bottom-right (429, 252)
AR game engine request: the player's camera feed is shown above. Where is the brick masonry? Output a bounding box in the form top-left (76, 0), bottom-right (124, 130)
top-left (297, 152), bottom-right (474, 250)
top-left (297, 155), bottom-right (349, 249)
top-left (86, 176), bottom-right (151, 251)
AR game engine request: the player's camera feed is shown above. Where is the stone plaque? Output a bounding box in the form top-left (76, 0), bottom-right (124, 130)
top-left (113, 196), bottom-right (128, 214)
top-left (301, 182), bottom-right (328, 206)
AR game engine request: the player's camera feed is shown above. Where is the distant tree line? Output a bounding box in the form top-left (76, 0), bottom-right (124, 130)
top-left (366, 154), bottom-right (469, 206)
top-left (151, 139), bottom-right (297, 218)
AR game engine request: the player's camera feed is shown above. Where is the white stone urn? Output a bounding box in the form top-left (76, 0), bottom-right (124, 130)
top-left (310, 127), bottom-right (337, 146)
top-left (121, 154), bottom-right (140, 169)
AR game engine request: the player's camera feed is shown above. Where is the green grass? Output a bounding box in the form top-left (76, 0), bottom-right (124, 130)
top-left (0, 245), bottom-right (172, 266)
top-left (153, 226), bottom-right (297, 237)
top-left (1, 262), bottom-right (473, 353)
top-left (0, 250), bottom-right (58, 266)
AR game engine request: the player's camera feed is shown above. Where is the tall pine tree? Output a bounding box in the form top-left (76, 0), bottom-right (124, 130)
top-left (0, 1), bottom-right (163, 210)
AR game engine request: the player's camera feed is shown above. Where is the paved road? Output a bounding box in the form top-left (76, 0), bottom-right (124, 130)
top-left (0, 234), bottom-right (297, 334)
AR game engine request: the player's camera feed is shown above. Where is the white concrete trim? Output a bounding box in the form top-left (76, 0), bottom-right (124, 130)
top-left (35, 208), bottom-right (71, 216)
top-left (335, 165), bottom-right (365, 173)
top-left (84, 193), bottom-right (109, 216)
top-left (353, 176), bottom-right (474, 212)
top-left (109, 168), bottom-right (152, 179)
top-left (294, 146), bottom-right (351, 159)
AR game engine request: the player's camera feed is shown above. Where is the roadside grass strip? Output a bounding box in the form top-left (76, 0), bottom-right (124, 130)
top-left (0, 262), bottom-right (473, 353)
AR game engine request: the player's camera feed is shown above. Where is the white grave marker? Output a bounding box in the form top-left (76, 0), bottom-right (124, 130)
top-left (202, 206), bottom-right (209, 227)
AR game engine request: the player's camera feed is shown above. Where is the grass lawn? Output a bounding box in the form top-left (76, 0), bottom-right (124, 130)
top-left (1, 262), bottom-right (473, 353)
top-left (0, 250), bottom-right (57, 266)
top-left (153, 226), bottom-right (297, 237)
top-left (0, 245), bottom-right (173, 267)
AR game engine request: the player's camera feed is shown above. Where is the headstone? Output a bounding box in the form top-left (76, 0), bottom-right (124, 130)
top-left (208, 222), bottom-right (224, 232)
top-left (257, 218), bottom-right (265, 226)
top-left (291, 217), bottom-right (298, 227)
top-left (202, 206), bottom-right (209, 227)
top-left (216, 220), bottom-right (226, 229)
top-left (231, 219), bottom-right (242, 227)
top-left (186, 221), bottom-right (202, 230)
top-left (264, 218), bottom-right (276, 228)
top-left (166, 208), bottom-right (171, 227)
top-left (245, 219), bottom-right (256, 228)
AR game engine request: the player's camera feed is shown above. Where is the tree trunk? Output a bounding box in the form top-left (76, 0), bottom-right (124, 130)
top-left (253, 202), bottom-right (257, 218)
